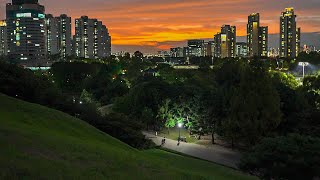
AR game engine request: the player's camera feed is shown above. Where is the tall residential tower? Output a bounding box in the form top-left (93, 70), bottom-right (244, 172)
top-left (280, 8), bottom-right (301, 58)
top-left (247, 13), bottom-right (268, 57)
top-left (185, 39), bottom-right (204, 57)
top-left (6, 0), bottom-right (47, 66)
top-left (0, 20), bottom-right (7, 56)
top-left (74, 16), bottom-right (111, 59)
top-left (45, 14), bottom-right (72, 59)
top-left (214, 25), bottom-right (236, 58)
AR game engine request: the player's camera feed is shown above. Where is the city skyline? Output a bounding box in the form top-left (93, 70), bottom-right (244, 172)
top-left (1, 0), bottom-right (319, 53)
top-left (3, 0), bottom-right (111, 66)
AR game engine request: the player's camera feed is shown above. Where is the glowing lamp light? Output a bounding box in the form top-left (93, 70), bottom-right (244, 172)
top-left (178, 123), bottom-right (183, 128)
top-left (298, 62), bottom-right (310, 78)
top-left (298, 62), bottom-right (309, 66)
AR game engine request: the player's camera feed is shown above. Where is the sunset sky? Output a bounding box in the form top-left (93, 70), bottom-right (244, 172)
top-left (1, 0), bottom-right (320, 52)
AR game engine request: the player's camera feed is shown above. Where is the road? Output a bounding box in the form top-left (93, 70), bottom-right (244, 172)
top-left (143, 132), bottom-right (241, 169)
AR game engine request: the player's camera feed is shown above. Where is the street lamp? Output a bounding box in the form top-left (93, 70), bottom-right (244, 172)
top-left (178, 123), bottom-right (183, 141)
top-left (298, 62), bottom-right (310, 78)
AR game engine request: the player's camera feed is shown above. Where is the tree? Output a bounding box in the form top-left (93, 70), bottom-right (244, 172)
top-left (227, 60), bottom-right (282, 146)
top-left (200, 88), bottom-right (224, 144)
top-left (213, 60), bottom-right (244, 147)
top-left (303, 75), bottom-right (320, 110)
top-left (114, 79), bottom-right (171, 127)
top-left (157, 94), bottom-right (202, 135)
top-left (50, 62), bottom-right (105, 94)
top-left (270, 71), bottom-right (311, 136)
top-left (141, 107), bottom-right (155, 130)
top-left (297, 51), bottom-right (320, 65)
top-left (133, 51), bottom-right (143, 60)
top-left (158, 99), bottom-right (175, 133)
top-left (213, 60), bottom-right (283, 147)
top-left (80, 89), bottom-right (95, 104)
top-left (240, 134), bottom-right (320, 180)
top-left (171, 96), bottom-right (201, 135)
top-left (85, 73), bottom-right (128, 105)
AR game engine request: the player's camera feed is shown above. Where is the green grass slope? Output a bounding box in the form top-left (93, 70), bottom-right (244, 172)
top-left (0, 94), bottom-right (256, 180)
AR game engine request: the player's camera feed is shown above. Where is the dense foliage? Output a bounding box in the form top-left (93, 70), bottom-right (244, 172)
top-left (239, 134), bottom-right (320, 180)
top-left (297, 51), bottom-right (320, 65)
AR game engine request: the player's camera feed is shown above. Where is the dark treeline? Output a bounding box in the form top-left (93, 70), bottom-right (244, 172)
top-left (1, 52), bottom-right (320, 179)
top-left (0, 60), bottom-right (153, 149)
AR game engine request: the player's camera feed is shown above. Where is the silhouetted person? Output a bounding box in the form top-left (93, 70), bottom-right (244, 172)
top-left (161, 138), bottom-right (166, 146)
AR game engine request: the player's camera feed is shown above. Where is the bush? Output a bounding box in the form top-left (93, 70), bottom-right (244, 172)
top-left (239, 134), bottom-right (320, 180)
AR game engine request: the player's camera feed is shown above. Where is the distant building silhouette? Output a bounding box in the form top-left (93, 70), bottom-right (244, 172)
top-left (74, 16), bottom-right (111, 59)
top-left (0, 20), bottom-right (7, 56)
top-left (236, 42), bottom-right (248, 57)
top-left (247, 13), bottom-right (268, 57)
top-left (280, 8), bottom-right (301, 58)
top-left (6, 0), bottom-right (47, 66)
top-left (214, 25), bottom-right (236, 58)
top-left (185, 39), bottom-right (204, 57)
top-left (45, 14), bottom-right (72, 59)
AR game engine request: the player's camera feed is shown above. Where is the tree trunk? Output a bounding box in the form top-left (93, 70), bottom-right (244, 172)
top-left (231, 137), bottom-right (235, 150)
top-left (211, 131), bottom-right (215, 144)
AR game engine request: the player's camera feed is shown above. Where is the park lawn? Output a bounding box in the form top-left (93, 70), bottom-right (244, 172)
top-left (0, 94), bottom-right (256, 180)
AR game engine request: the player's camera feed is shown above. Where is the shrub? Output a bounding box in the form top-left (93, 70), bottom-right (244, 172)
top-left (239, 134), bottom-right (320, 180)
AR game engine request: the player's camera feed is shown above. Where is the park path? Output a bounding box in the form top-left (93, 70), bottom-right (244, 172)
top-left (143, 132), bottom-right (241, 169)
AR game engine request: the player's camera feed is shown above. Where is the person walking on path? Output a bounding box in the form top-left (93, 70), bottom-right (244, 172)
top-left (161, 137), bottom-right (166, 146)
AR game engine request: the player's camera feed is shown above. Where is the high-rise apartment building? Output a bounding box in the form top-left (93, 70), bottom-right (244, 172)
top-left (6, 0), bottom-right (47, 66)
top-left (74, 16), bottom-right (111, 59)
top-left (203, 41), bottom-right (215, 57)
top-left (247, 13), bottom-right (268, 57)
top-left (259, 26), bottom-right (268, 57)
top-left (185, 39), bottom-right (204, 57)
top-left (0, 20), bottom-right (7, 56)
top-left (170, 47), bottom-right (184, 57)
top-left (280, 8), bottom-right (301, 58)
top-left (45, 14), bottom-right (57, 56)
top-left (99, 24), bottom-right (111, 58)
top-left (45, 14), bottom-right (72, 59)
top-left (214, 25), bottom-right (236, 58)
top-left (236, 42), bottom-right (248, 57)
top-left (213, 33), bottom-right (221, 58)
top-left (58, 14), bottom-right (72, 58)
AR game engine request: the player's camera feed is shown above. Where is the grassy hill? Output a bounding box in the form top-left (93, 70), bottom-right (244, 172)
top-left (0, 94), bottom-right (256, 180)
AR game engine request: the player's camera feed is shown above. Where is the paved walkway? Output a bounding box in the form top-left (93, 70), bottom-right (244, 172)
top-left (143, 132), bottom-right (241, 169)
